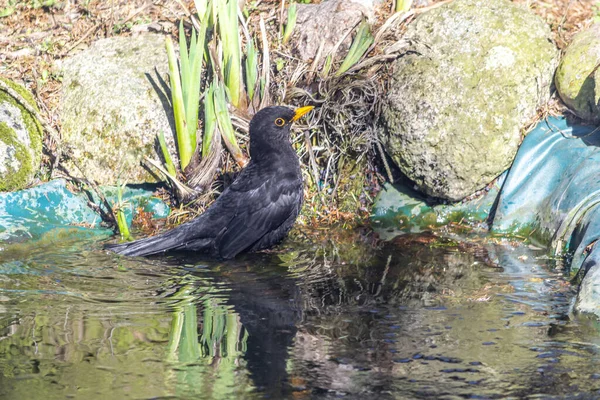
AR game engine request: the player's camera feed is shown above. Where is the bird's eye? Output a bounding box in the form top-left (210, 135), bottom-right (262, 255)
top-left (275, 118), bottom-right (286, 127)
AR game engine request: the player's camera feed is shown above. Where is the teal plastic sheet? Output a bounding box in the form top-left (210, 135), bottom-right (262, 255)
top-left (372, 116), bottom-right (600, 315)
top-left (0, 179), bottom-right (169, 244)
top-left (491, 116), bottom-right (600, 273)
top-left (371, 175), bottom-right (504, 240)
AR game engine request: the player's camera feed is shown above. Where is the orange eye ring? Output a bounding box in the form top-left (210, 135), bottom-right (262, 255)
top-left (275, 118), bottom-right (286, 127)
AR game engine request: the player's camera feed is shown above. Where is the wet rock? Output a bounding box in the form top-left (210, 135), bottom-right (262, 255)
top-left (380, 0), bottom-right (557, 201)
top-left (0, 78), bottom-right (43, 191)
top-left (555, 24), bottom-right (600, 123)
top-left (59, 34), bottom-right (175, 185)
top-left (293, 0), bottom-right (384, 62)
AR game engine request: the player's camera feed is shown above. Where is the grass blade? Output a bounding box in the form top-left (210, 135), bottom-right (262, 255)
top-left (282, 2), bottom-right (297, 45)
top-left (202, 83), bottom-right (217, 158)
top-left (186, 19), bottom-right (208, 155)
top-left (179, 21), bottom-right (190, 107)
top-left (194, 0), bottom-right (208, 18)
top-left (395, 0), bottom-right (413, 13)
top-left (158, 130), bottom-right (177, 177)
top-left (218, 0), bottom-right (243, 108)
top-left (166, 36), bottom-right (192, 169)
top-left (115, 181), bottom-right (131, 241)
top-left (245, 39), bottom-right (258, 102)
top-left (335, 20), bottom-right (374, 76)
top-left (213, 82), bottom-right (248, 167)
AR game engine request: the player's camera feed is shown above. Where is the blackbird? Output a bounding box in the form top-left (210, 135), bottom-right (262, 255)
top-left (105, 105), bottom-right (313, 259)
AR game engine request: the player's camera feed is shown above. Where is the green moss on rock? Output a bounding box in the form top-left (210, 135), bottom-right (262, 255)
top-left (0, 78), bottom-right (43, 191)
top-left (380, 0), bottom-right (558, 202)
top-left (555, 24), bottom-right (600, 123)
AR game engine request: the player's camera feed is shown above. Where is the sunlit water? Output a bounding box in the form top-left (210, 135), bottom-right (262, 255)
top-left (1, 229), bottom-right (600, 399)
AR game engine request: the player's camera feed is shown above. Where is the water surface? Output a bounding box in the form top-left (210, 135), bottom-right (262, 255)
top-left (1, 230), bottom-right (599, 399)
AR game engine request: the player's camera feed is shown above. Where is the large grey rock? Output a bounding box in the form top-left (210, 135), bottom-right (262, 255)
top-left (380, 0), bottom-right (558, 201)
top-left (0, 78), bottom-right (43, 191)
top-left (293, 0), bottom-right (384, 62)
top-left (60, 34), bottom-right (175, 184)
top-left (555, 24), bottom-right (600, 123)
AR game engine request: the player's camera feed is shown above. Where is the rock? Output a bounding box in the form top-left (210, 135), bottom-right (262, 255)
top-left (0, 78), bottom-right (43, 192)
top-left (380, 0), bottom-right (557, 201)
top-left (293, 0), bottom-right (384, 62)
top-left (555, 24), bottom-right (600, 123)
top-left (60, 34), bottom-right (175, 185)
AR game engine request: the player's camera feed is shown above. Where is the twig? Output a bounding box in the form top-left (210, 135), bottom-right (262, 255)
top-left (60, 23), bottom-right (101, 57)
top-left (376, 139), bottom-right (394, 184)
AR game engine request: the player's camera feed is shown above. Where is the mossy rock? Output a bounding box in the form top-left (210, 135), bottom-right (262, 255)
top-left (555, 24), bottom-right (600, 123)
top-left (380, 0), bottom-right (558, 201)
top-left (0, 78), bottom-right (43, 192)
top-left (59, 34), bottom-right (176, 185)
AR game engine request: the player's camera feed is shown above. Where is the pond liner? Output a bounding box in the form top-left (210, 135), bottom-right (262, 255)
top-left (0, 179), bottom-right (169, 244)
top-left (372, 116), bottom-right (600, 317)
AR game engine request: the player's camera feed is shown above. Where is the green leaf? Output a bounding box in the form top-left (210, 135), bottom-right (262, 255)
top-left (245, 39), bottom-right (258, 101)
top-left (395, 0), bottom-right (413, 13)
top-left (178, 21), bottom-right (190, 109)
top-left (202, 83), bottom-right (217, 158)
top-left (158, 130), bottom-right (177, 177)
top-left (335, 20), bottom-right (374, 76)
top-left (282, 3), bottom-right (297, 44)
top-left (213, 82), bottom-right (246, 167)
top-left (218, 0), bottom-right (243, 108)
top-left (166, 36), bottom-right (192, 170)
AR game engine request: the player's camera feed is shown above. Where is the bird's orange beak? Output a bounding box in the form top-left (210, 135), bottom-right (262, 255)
top-left (292, 105), bottom-right (314, 122)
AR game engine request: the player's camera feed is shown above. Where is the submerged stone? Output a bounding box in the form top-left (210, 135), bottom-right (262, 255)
top-left (555, 23), bottom-right (600, 123)
top-left (0, 78), bottom-right (43, 191)
top-left (59, 34), bottom-right (175, 185)
top-left (381, 0), bottom-right (557, 201)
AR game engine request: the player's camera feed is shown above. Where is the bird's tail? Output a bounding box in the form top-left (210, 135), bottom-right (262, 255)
top-left (104, 227), bottom-right (195, 257)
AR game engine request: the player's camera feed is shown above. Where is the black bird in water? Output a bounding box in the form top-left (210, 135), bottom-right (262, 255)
top-left (105, 105), bottom-right (313, 259)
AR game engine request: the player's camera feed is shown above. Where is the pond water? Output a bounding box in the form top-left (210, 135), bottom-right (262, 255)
top-left (1, 229), bottom-right (600, 399)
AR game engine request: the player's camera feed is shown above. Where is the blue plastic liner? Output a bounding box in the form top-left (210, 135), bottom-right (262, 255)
top-left (0, 179), bottom-right (169, 243)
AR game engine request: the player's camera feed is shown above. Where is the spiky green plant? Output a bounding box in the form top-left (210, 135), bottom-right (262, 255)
top-left (158, 130), bottom-right (177, 177)
top-left (213, 82), bottom-right (247, 167)
top-left (245, 39), bottom-right (259, 102)
top-left (282, 2), bottom-right (297, 44)
top-left (335, 20), bottom-right (374, 76)
top-left (218, 0), bottom-right (243, 108)
top-left (114, 180), bottom-right (131, 241)
top-left (165, 18), bottom-right (207, 171)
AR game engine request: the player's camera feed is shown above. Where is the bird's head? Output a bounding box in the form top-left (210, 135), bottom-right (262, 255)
top-left (249, 105), bottom-right (314, 144)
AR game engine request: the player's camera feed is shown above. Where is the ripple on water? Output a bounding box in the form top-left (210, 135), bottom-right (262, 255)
top-left (0, 233), bottom-right (598, 399)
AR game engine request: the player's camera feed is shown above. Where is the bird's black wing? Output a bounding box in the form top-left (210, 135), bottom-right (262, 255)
top-left (215, 168), bottom-right (302, 259)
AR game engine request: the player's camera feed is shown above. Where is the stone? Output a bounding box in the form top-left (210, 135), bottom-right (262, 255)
top-left (380, 0), bottom-right (557, 201)
top-left (60, 33), bottom-right (175, 185)
top-left (293, 0), bottom-right (384, 62)
top-left (555, 24), bottom-right (600, 123)
top-left (0, 78), bottom-right (43, 192)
